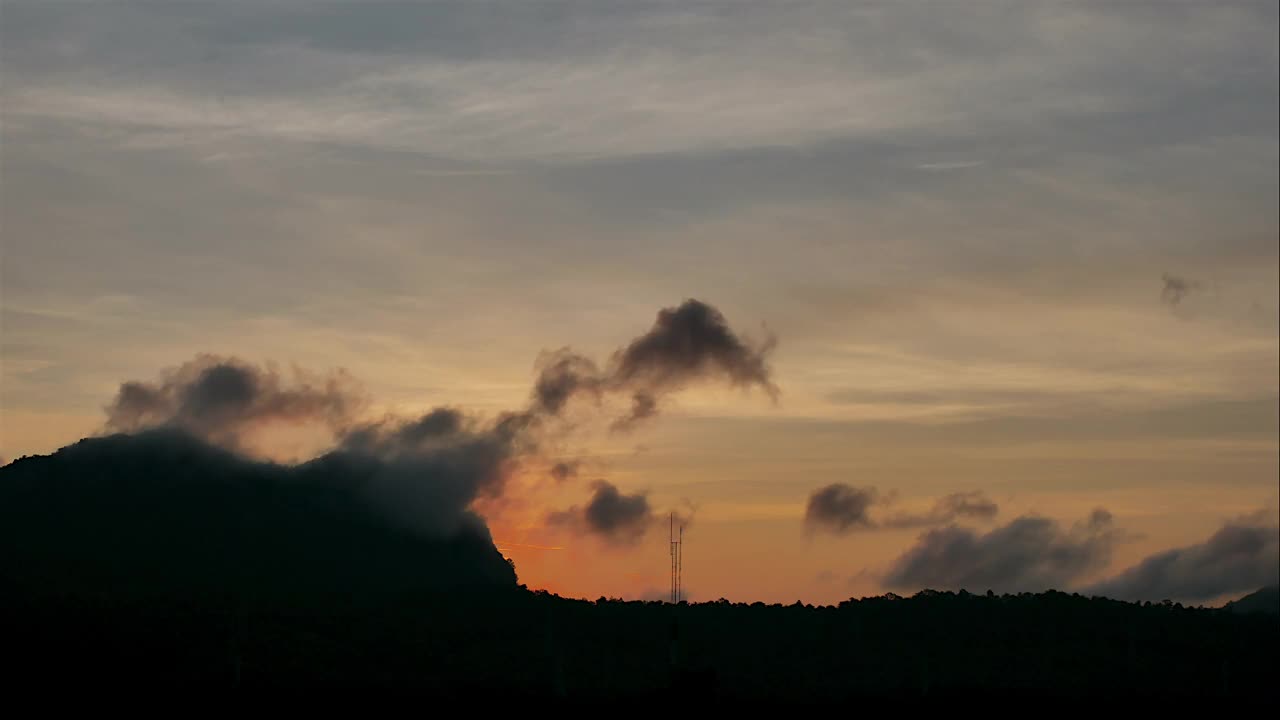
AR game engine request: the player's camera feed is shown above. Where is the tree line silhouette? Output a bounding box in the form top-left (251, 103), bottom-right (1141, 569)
top-left (5, 581), bottom-right (1276, 702)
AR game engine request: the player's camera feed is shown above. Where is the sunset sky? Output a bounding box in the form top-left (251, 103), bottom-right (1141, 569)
top-left (2, 1), bottom-right (1277, 606)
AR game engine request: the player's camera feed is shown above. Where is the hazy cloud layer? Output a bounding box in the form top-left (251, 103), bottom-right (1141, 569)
top-left (1086, 514), bottom-right (1279, 603)
top-left (3, 1), bottom-right (1275, 462)
top-left (548, 480), bottom-right (655, 546)
top-left (5, 2), bottom-right (1274, 162)
top-left (806, 483), bottom-right (999, 535)
top-left (532, 299), bottom-right (777, 429)
top-left (105, 354), bottom-right (364, 449)
top-left (883, 509), bottom-right (1120, 593)
top-left (1, 0), bottom-right (1276, 608)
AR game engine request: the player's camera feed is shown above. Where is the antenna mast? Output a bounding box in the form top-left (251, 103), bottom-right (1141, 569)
top-left (669, 512), bottom-right (684, 603)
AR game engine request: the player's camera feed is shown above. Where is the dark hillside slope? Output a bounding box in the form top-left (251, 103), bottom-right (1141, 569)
top-left (1224, 585), bottom-right (1279, 615)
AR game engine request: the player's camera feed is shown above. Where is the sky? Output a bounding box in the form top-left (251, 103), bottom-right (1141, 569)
top-left (2, 0), bottom-right (1277, 606)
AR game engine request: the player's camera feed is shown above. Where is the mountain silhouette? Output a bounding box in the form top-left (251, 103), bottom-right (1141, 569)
top-left (0, 430), bottom-right (517, 606)
top-left (3, 435), bottom-right (1278, 701)
top-left (1225, 586), bottom-right (1279, 616)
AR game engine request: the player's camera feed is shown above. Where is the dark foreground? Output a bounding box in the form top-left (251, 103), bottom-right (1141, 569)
top-left (4, 586), bottom-right (1276, 703)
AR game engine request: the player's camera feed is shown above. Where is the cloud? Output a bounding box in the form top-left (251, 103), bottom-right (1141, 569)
top-left (915, 160), bottom-right (985, 171)
top-left (532, 349), bottom-right (604, 415)
top-left (805, 484), bottom-right (879, 534)
top-left (886, 508), bottom-right (1280, 602)
top-left (340, 407), bottom-right (467, 452)
top-left (104, 354), bottom-right (364, 450)
top-left (1085, 513), bottom-right (1280, 603)
top-left (610, 392), bottom-right (659, 432)
top-left (883, 491), bottom-right (1000, 529)
top-left (1161, 273), bottom-right (1199, 306)
top-left (384, 407), bottom-right (465, 445)
top-left (0, 429), bottom-right (518, 602)
top-left (103, 359), bottom-right (540, 537)
top-left (549, 460), bottom-right (580, 483)
top-left (805, 484), bottom-right (999, 534)
top-left (548, 480), bottom-right (655, 546)
top-left (88, 299), bottom-right (769, 540)
top-left (5, 298), bottom-right (777, 599)
top-left (609, 299), bottom-right (777, 398)
top-left (6, 2), bottom-right (1272, 164)
top-left (882, 509), bottom-right (1120, 593)
top-left (333, 411), bottom-right (537, 538)
top-left (531, 299), bottom-right (777, 429)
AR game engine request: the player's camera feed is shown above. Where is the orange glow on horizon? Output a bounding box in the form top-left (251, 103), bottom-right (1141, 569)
top-left (495, 541), bottom-right (565, 551)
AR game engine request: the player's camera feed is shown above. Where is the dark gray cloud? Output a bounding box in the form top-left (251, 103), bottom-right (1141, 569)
top-left (532, 299), bottom-right (776, 429)
top-left (80, 299), bottom-right (769, 557)
top-left (805, 484), bottom-right (879, 534)
top-left (532, 349), bottom-right (603, 415)
top-left (104, 354), bottom-right (363, 449)
top-left (884, 491), bottom-right (1000, 529)
top-left (1, 297), bottom-right (780, 603)
top-left (392, 407), bottom-right (465, 445)
top-left (101, 351), bottom-right (555, 541)
top-left (549, 460), bottom-right (580, 483)
top-left (883, 508), bottom-right (1276, 603)
top-left (332, 409), bottom-right (537, 536)
top-left (1161, 273), bottom-right (1199, 306)
top-left (548, 480), bottom-right (654, 545)
top-left (4, 344), bottom-right (554, 602)
top-left (339, 407), bottom-right (466, 455)
top-left (883, 509), bottom-right (1120, 593)
top-left (939, 491), bottom-right (1000, 519)
top-left (806, 484), bottom-right (998, 534)
top-left (609, 299), bottom-right (777, 398)
top-left (339, 406), bottom-right (533, 456)
top-left (0, 429), bottom-right (518, 602)
top-left (610, 392), bottom-right (659, 432)
top-left (1085, 514), bottom-right (1279, 603)
top-left (3, 296), bottom-right (781, 609)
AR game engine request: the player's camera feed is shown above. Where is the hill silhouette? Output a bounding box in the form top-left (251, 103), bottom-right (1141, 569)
top-left (1225, 586), bottom-right (1279, 616)
top-left (0, 430), bottom-right (517, 606)
top-left (4, 586), bottom-right (1277, 701)
top-left (2, 434), bottom-right (1277, 702)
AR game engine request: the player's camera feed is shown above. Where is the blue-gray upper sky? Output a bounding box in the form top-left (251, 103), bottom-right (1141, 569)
top-left (2, 1), bottom-right (1277, 603)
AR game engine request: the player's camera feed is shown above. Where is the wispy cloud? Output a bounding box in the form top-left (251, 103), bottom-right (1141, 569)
top-left (5, 2), bottom-right (1274, 163)
top-left (915, 160), bottom-right (985, 171)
